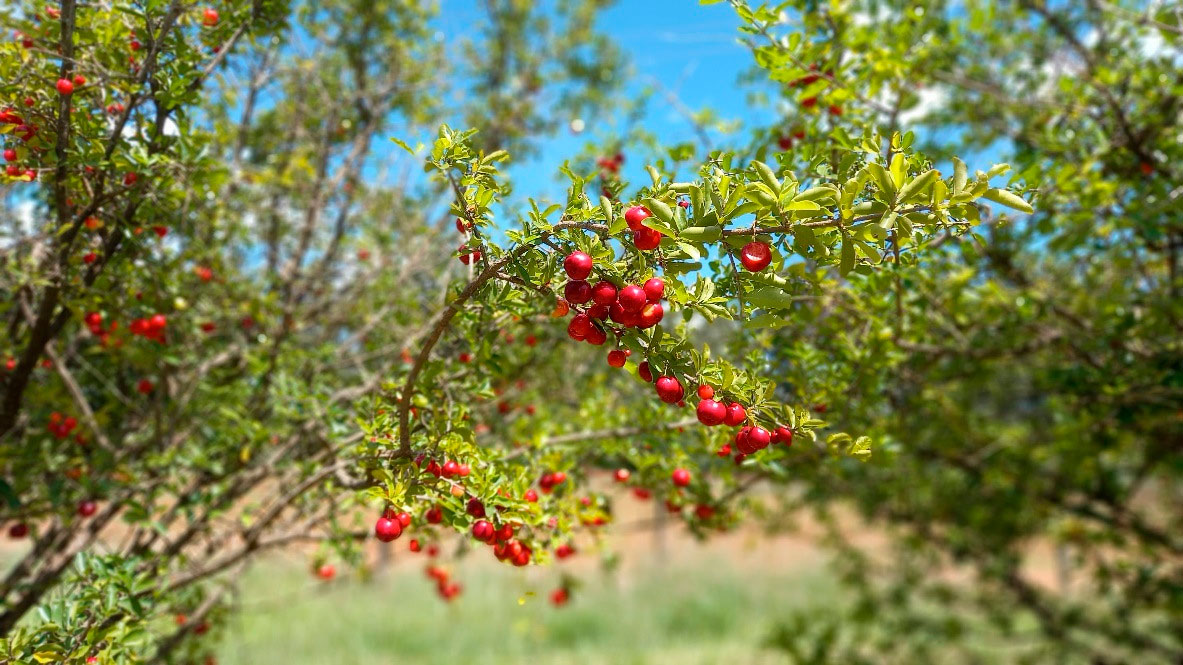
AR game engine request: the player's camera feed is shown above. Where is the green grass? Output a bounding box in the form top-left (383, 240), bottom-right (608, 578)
top-left (218, 554), bottom-right (840, 665)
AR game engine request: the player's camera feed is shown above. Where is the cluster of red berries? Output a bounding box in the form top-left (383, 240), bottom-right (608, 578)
top-left (1, 107), bottom-right (37, 181)
top-left (374, 508), bottom-right (412, 542)
top-left (426, 565), bottom-right (462, 601)
top-left (561, 249), bottom-right (665, 349)
top-left (538, 470), bottom-right (567, 494)
top-left (128, 313), bottom-right (167, 342)
top-left (415, 455), bottom-right (472, 479)
top-left (47, 412), bottom-right (78, 439)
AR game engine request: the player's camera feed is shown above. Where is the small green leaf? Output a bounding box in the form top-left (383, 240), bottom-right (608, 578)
top-left (981, 188), bottom-right (1034, 213)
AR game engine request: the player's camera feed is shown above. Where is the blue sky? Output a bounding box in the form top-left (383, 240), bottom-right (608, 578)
top-left (432, 0), bottom-right (770, 204)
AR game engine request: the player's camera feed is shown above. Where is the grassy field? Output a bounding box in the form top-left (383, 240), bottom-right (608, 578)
top-left (217, 549), bottom-right (840, 665)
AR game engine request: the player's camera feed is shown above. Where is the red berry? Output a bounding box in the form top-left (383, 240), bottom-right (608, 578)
top-left (396, 511), bottom-right (413, 527)
top-left (638, 302), bottom-right (663, 329)
top-left (637, 361), bottom-right (653, 383)
top-left (472, 520), bottom-right (495, 542)
top-left (316, 564), bottom-right (335, 580)
top-left (563, 251), bottom-right (593, 280)
top-left (671, 468), bottom-right (691, 487)
top-left (697, 384), bottom-right (714, 400)
top-left (585, 324), bottom-right (607, 346)
top-left (614, 468), bottom-right (630, 483)
top-left (633, 225), bottom-right (662, 250)
top-left (591, 281), bottom-right (617, 305)
top-left (409, 539), bottom-right (421, 553)
top-left (748, 426), bottom-right (771, 450)
top-left (655, 376), bottom-right (684, 404)
top-left (773, 426), bottom-right (793, 446)
top-left (466, 497), bottom-right (486, 518)
top-left (555, 543), bottom-right (575, 559)
top-left (618, 285), bottom-right (646, 313)
top-left (524, 489), bottom-right (538, 502)
top-left (643, 277), bottom-right (665, 302)
top-left (695, 399), bottom-right (726, 426)
top-left (8, 523), bottom-right (28, 539)
top-left (77, 500), bottom-right (97, 518)
top-left (564, 279), bottom-right (592, 305)
top-left (136, 379), bottom-right (153, 394)
top-left (624, 205), bottom-right (650, 231)
top-left (56, 78), bottom-right (74, 95)
top-left (425, 506), bottom-right (443, 524)
top-left (606, 349), bottom-right (627, 367)
top-left (374, 517), bottom-right (402, 542)
top-left (2, 149), bottom-right (15, 162)
top-left (739, 241), bottom-right (772, 272)
top-left (724, 402), bottom-right (747, 426)
top-left (550, 588), bottom-right (570, 606)
top-left (567, 314), bottom-right (592, 341)
top-left (202, 8), bottom-right (220, 26)
top-left (72, 74), bottom-right (86, 86)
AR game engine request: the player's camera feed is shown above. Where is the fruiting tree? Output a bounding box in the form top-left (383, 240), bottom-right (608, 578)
top-left (721, 1), bottom-right (1181, 663)
top-left (1, 1), bottom-right (1030, 663)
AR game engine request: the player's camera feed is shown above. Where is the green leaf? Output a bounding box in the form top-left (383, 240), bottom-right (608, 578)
top-left (390, 137), bottom-right (418, 155)
top-left (643, 198), bottom-right (675, 224)
top-left (981, 188), bottom-right (1033, 213)
top-left (889, 153), bottom-right (907, 189)
top-left (752, 160), bottom-right (780, 191)
top-left (866, 163), bottom-right (896, 199)
top-left (896, 169), bottom-right (938, 204)
top-left (839, 236), bottom-right (855, 276)
top-left (952, 157), bottom-right (968, 194)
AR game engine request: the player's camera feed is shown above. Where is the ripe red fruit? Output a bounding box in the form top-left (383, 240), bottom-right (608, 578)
top-left (123, 172), bottom-right (138, 186)
top-left (696, 399), bottom-right (726, 426)
top-left (396, 511), bottom-right (413, 527)
top-left (202, 8), bottom-right (219, 26)
top-left (591, 281), bottom-right (617, 305)
top-left (73, 74), bottom-right (86, 86)
top-left (563, 251), bottom-right (593, 280)
top-left (458, 246), bottom-right (481, 265)
top-left (724, 402), bottom-right (747, 426)
top-left (8, 523), bottom-right (28, 539)
top-left (638, 302), bottom-right (664, 329)
top-left (655, 376), bottom-right (684, 404)
top-left (735, 426), bottom-right (756, 454)
top-left (614, 468), bottom-right (630, 483)
top-left (624, 205), bottom-right (651, 231)
top-left (697, 384), bottom-right (714, 400)
top-left (409, 539), bottom-right (421, 552)
top-left (564, 279), bottom-right (592, 305)
top-left (316, 564), bottom-right (335, 580)
top-left (739, 241), bottom-right (772, 272)
top-left (77, 500), bottom-right (97, 518)
top-left (555, 543), bottom-right (575, 559)
top-left (585, 324), bottom-right (607, 346)
top-left (748, 426), bottom-right (771, 450)
top-left (425, 506), bottom-right (443, 524)
top-left (472, 520), bottom-right (495, 542)
top-left (56, 78), bottom-right (74, 95)
top-left (643, 277), bottom-right (665, 302)
top-left (773, 426), bottom-right (793, 446)
top-left (550, 588), bottom-right (570, 606)
top-left (637, 361), bottom-right (653, 383)
top-left (458, 352), bottom-right (472, 364)
top-left (136, 379), bottom-right (153, 394)
top-left (671, 468), bottom-right (691, 487)
top-left (633, 225), bottom-right (662, 250)
top-left (465, 497), bottom-right (486, 518)
top-left (606, 349), bottom-right (627, 367)
top-left (567, 313), bottom-right (592, 341)
top-left (374, 517), bottom-right (402, 542)
top-left (618, 285), bottom-right (646, 313)
top-left (828, 104), bottom-right (843, 116)
top-left (2, 149), bottom-right (15, 162)
top-left (587, 303), bottom-right (609, 319)
top-left (524, 489), bottom-right (538, 502)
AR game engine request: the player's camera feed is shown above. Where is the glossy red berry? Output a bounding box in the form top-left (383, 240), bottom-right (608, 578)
top-left (202, 8), bottom-right (219, 26)
top-left (740, 241), bottom-right (772, 272)
top-left (56, 78), bottom-right (74, 95)
top-left (2, 149), bottom-right (15, 162)
top-left (773, 426), bottom-right (793, 446)
top-left (396, 511), bottom-right (413, 527)
top-left (633, 225), bottom-right (662, 250)
top-left (696, 399), bottom-right (726, 426)
top-left (697, 384), bottom-right (714, 400)
top-left (638, 302), bottom-right (663, 329)
top-left (671, 468), bottom-right (691, 487)
top-left (624, 205), bottom-right (651, 231)
top-left (425, 506), bottom-right (443, 524)
top-left (643, 277), bottom-right (665, 301)
top-left (374, 517), bottom-right (402, 542)
top-left (637, 361), bottom-right (653, 383)
top-left (136, 379), bottom-right (153, 394)
top-left (724, 402), bottom-right (747, 426)
top-left (564, 279), bottom-right (592, 305)
top-left (8, 523), bottom-right (28, 539)
top-left (472, 520), bottom-right (495, 542)
top-left (77, 500), bottom-right (97, 518)
top-left (618, 285), bottom-right (646, 313)
top-left (567, 314), bottom-right (592, 341)
top-left (591, 281), bottom-right (617, 306)
top-left (563, 251), bottom-right (593, 280)
top-left (748, 426), bottom-right (771, 450)
top-left (606, 349), bottom-right (627, 367)
top-left (655, 376), bottom-right (684, 404)
top-left (614, 468), bottom-right (630, 483)
top-left (585, 324), bottom-right (607, 345)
